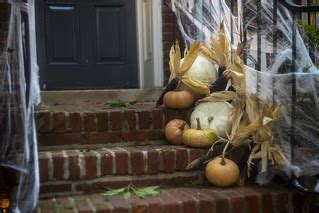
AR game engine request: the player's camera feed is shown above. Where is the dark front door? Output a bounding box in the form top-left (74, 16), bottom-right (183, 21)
top-left (36, 0), bottom-right (138, 89)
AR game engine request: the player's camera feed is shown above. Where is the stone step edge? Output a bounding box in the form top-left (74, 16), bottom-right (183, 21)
top-left (38, 140), bottom-right (167, 151)
top-left (39, 146), bottom-right (207, 183)
top-left (36, 185), bottom-right (313, 213)
top-left (40, 88), bottom-right (163, 104)
top-left (38, 130), bottom-right (166, 147)
top-left (40, 171), bottom-right (204, 198)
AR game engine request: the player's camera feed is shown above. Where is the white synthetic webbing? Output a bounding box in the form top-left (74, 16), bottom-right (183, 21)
top-left (1, 0), bottom-right (40, 212)
top-left (169, 0), bottom-right (319, 182)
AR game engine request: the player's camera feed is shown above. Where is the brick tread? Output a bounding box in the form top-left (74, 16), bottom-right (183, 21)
top-left (36, 185), bottom-right (315, 213)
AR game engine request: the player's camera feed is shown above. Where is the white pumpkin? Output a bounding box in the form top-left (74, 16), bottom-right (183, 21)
top-left (190, 102), bottom-right (233, 138)
top-left (182, 55), bottom-right (217, 84)
top-left (169, 55), bottom-right (217, 85)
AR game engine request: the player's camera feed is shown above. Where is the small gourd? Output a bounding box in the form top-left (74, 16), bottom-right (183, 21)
top-left (205, 155), bottom-right (240, 187)
top-left (183, 118), bottom-right (218, 148)
top-left (163, 90), bottom-right (194, 109)
top-left (165, 119), bottom-right (190, 145)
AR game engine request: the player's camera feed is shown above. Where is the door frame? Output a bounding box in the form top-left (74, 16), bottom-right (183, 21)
top-left (136, 0), bottom-right (163, 88)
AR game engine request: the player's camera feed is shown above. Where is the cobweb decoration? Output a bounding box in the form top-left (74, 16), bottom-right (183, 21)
top-left (170, 0), bottom-right (319, 182)
top-left (0, 0), bottom-right (40, 212)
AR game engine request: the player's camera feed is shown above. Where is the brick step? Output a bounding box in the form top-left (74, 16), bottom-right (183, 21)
top-left (39, 145), bottom-right (207, 197)
top-left (36, 185), bottom-right (316, 213)
top-left (36, 102), bottom-right (191, 148)
top-left (40, 171), bottom-right (205, 199)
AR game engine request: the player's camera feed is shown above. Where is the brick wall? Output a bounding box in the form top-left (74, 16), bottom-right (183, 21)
top-left (161, 1), bottom-right (183, 84)
top-left (0, 3), bottom-right (10, 59)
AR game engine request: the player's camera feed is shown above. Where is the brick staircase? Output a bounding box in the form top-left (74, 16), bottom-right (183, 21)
top-left (35, 91), bottom-right (316, 212)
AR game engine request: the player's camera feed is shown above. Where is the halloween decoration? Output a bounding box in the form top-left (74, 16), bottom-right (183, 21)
top-left (163, 90), bottom-right (194, 109)
top-left (165, 119), bottom-right (190, 145)
top-left (183, 118), bottom-right (218, 148)
top-left (190, 101), bottom-right (233, 138)
top-left (205, 156), bottom-right (240, 187)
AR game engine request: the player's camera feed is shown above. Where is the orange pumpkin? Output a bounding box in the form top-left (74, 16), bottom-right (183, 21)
top-left (165, 119), bottom-right (190, 145)
top-left (163, 90), bottom-right (194, 109)
top-left (205, 157), bottom-right (240, 187)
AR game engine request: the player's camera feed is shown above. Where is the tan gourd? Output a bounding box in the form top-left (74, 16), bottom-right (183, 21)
top-left (165, 119), bottom-right (190, 145)
top-left (183, 118), bottom-right (218, 148)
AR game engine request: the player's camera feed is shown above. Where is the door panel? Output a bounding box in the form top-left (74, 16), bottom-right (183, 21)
top-left (46, 4), bottom-right (80, 64)
top-left (94, 5), bottom-right (125, 63)
top-left (36, 0), bottom-right (138, 89)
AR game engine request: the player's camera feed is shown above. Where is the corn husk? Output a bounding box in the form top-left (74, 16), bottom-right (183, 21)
top-left (181, 75), bottom-right (210, 95)
top-left (179, 41), bottom-right (201, 76)
top-left (169, 41), bottom-right (181, 79)
top-left (202, 23), bottom-right (229, 67)
top-left (168, 41), bottom-right (212, 95)
top-left (199, 91), bottom-right (238, 103)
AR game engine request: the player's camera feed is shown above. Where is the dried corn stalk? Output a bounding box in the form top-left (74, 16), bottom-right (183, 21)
top-left (199, 23), bottom-right (287, 176)
top-left (201, 23), bottom-right (229, 67)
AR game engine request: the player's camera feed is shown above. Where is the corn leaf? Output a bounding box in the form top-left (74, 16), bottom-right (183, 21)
top-left (260, 142), bottom-right (270, 173)
top-left (232, 114), bottom-right (262, 146)
top-left (210, 35), bottom-right (224, 66)
top-left (199, 91), bottom-right (238, 103)
top-left (219, 23), bottom-right (229, 61)
top-left (224, 69), bottom-right (245, 91)
top-left (179, 41), bottom-right (201, 75)
top-left (169, 41), bottom-right (181, 78)
top-left (269, 145), bottom-right (286, 168)
top-left (200, 46), bottom-right (219, 64)
top-left (245, 95), bottom-right (259, 122)
top-left (247, 144), bottom-right (260, 176)
top-left (181, 75), bottom-right (210, 95)
top-left (230, 107), bottom-right (243, 140)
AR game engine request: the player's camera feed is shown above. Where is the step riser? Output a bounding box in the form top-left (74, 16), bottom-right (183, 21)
top-left (39, 147), bottom-right (204, 182)
top-left (36, 108), bottom-right (190, 147)
top-left (39, 146), bottom-right (206, 196)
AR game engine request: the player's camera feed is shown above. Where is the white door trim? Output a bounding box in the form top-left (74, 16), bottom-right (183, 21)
top-left (152, 0), bottom-right (164, 87)
top-left (136, 0), bottom-right (163, 88)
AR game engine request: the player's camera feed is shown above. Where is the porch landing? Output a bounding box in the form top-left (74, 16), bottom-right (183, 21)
top-left (40, 88), bottom-right (163, 109)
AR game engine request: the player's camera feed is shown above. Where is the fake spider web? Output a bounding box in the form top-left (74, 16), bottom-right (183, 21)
top-left (170, 0), bottom-right (319, 183)
top-left (0, 0), bottom-right (40, 212)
